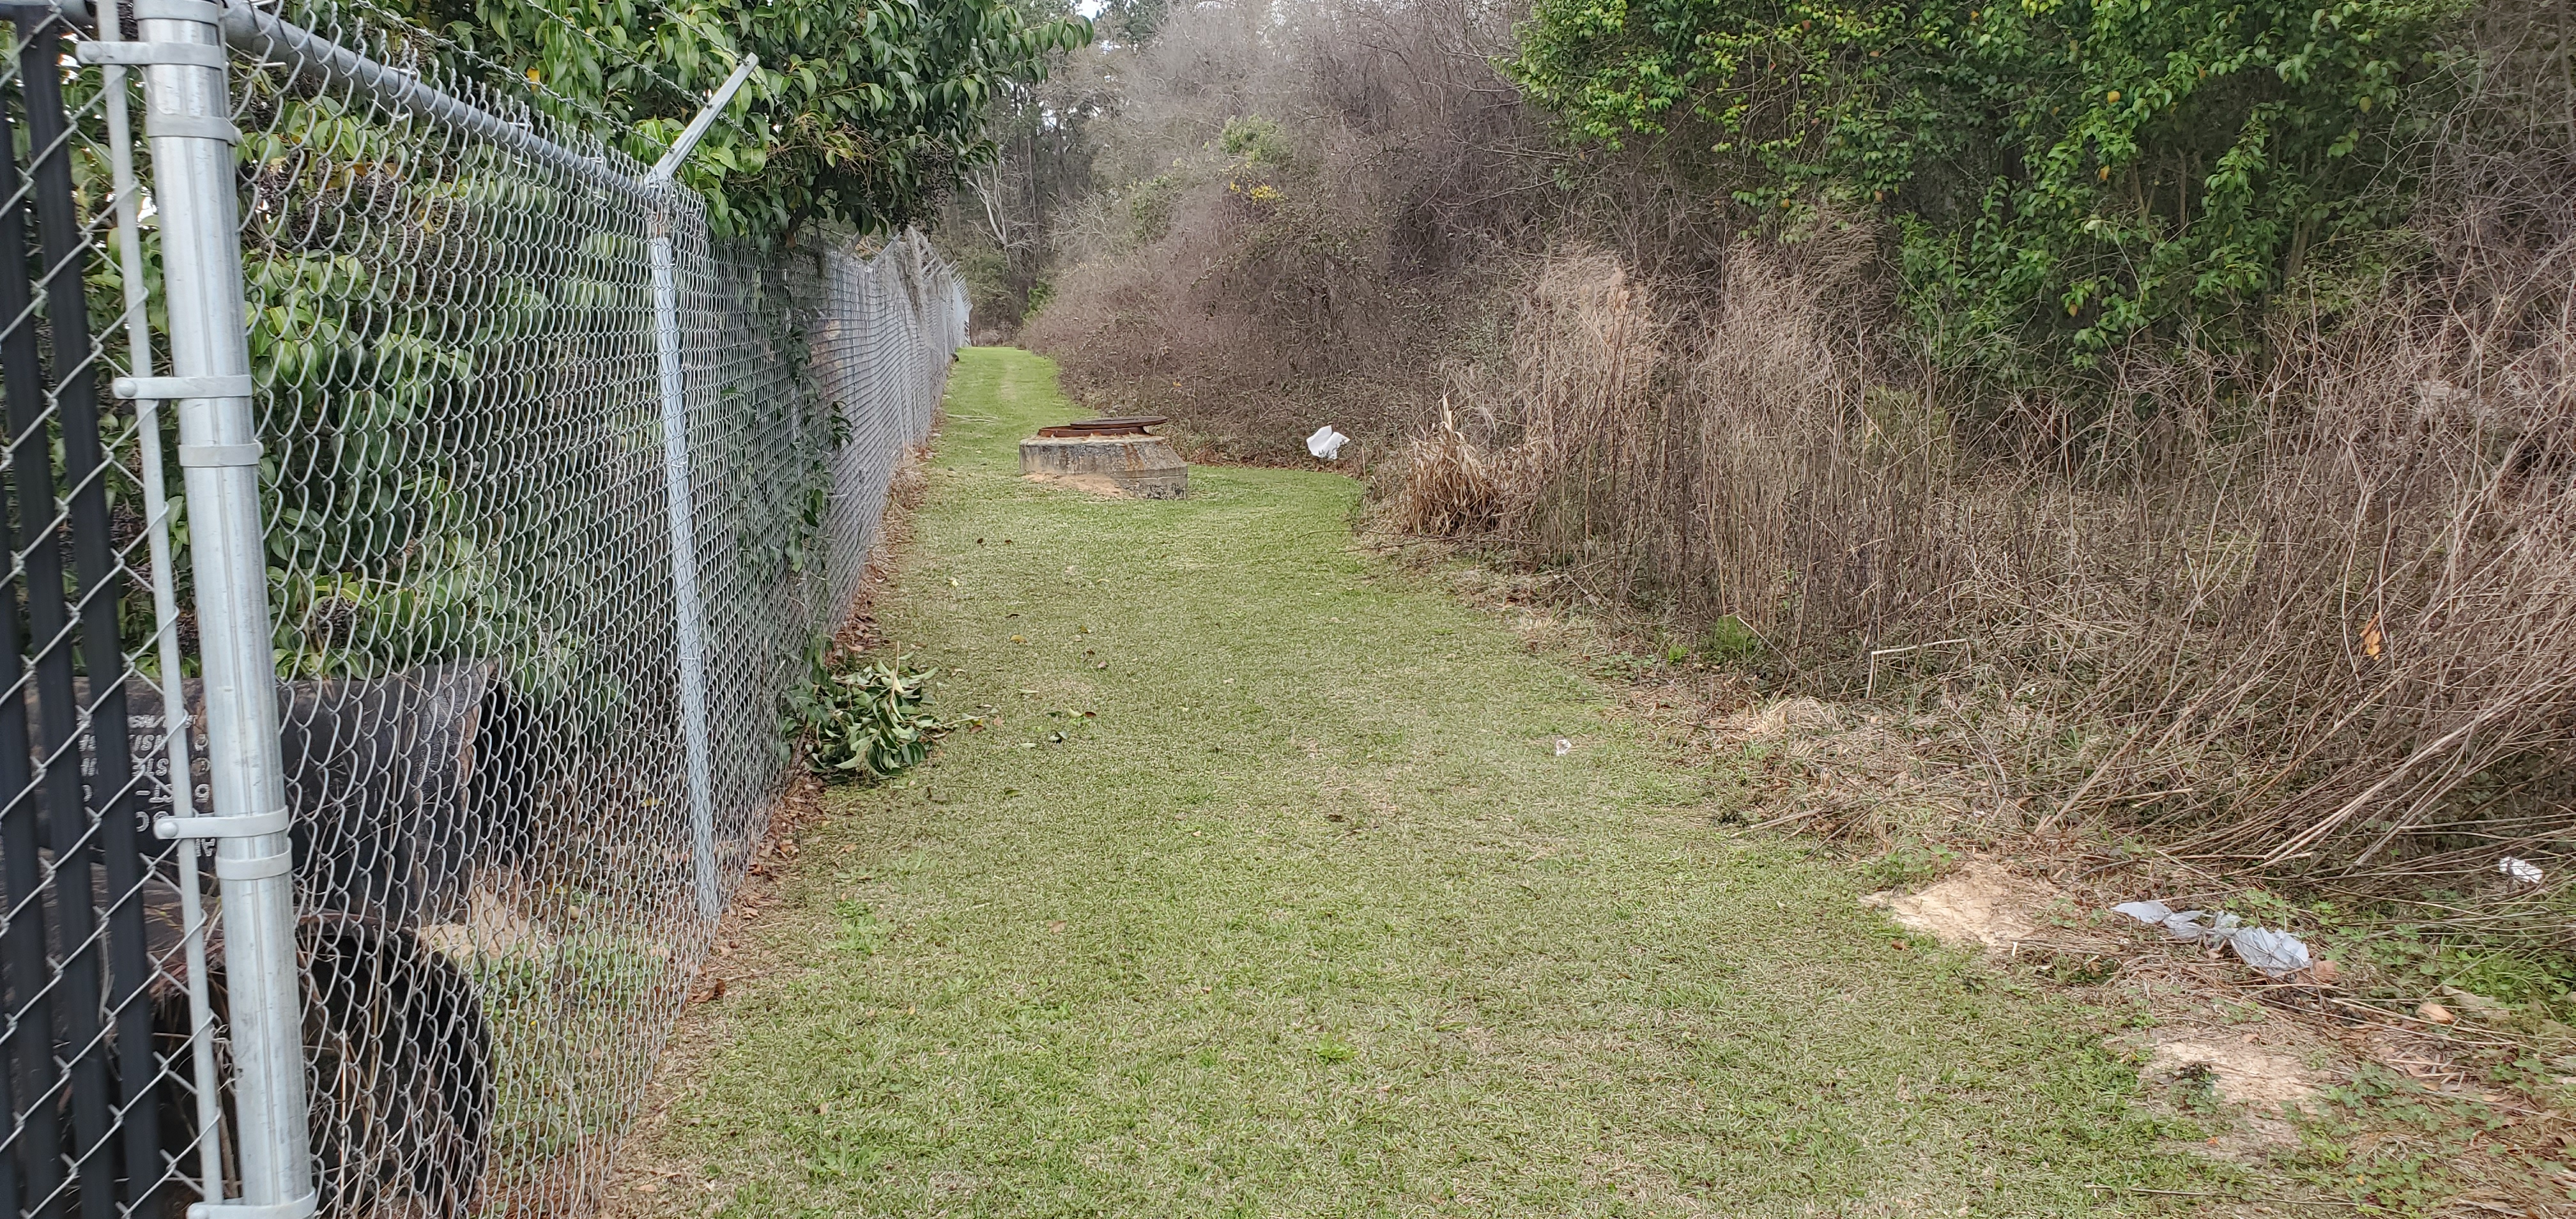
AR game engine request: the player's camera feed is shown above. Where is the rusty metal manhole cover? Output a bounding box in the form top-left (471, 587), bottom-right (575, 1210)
top-left (1034, 415), bottom-right (1168, 438)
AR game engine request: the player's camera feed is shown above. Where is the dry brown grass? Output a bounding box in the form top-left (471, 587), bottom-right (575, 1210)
top-left (1376, 400), bottom-right (1529, 536)
top-left (1382, 214), bottom-right (2576, 893)
top-left (1020, 154), bottom-right (1439, 459)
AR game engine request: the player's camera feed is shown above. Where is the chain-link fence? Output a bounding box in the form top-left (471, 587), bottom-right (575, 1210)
top-left (0, 1), bottom-right (964, 1214)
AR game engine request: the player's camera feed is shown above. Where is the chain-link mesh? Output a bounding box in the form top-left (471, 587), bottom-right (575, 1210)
top-left (0, 0), bottom-right (964, 1213)
top-left (801, 240), bottom-right (959, 617)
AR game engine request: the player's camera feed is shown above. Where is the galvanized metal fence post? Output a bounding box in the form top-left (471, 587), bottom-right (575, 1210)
top-left (647, 204), bottom-right (724, 921)
top-left (80, 0), bottom-right (318, 1213)
top-left (644, 56), bottom-right (759, 920)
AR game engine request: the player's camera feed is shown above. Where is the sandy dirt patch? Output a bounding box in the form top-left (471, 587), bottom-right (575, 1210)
top-left (2147, 1036), bottom-right (2320, 1113)
top-left (1862, 860), bottom-right (2051, 950)
top-left (1022, 470), bottom-right (1130, 496)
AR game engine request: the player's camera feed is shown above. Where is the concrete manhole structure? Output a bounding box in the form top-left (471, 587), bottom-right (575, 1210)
top-left (1020, 416), bottom-right (1189, 499)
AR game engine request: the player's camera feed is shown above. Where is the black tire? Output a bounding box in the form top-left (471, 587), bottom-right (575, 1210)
top-left (192, 914), bottom-right (493, 1218)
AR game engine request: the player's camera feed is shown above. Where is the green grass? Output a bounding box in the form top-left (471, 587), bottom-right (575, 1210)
top-left (631, 348), bottom-right (2242, 1216)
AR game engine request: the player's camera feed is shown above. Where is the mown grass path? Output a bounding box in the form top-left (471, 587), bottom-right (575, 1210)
top-left (619, 348), bottom-right (2230, 1217)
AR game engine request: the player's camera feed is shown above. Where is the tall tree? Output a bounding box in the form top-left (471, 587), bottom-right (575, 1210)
top-left (945, 0), bottom-right (1114, 328)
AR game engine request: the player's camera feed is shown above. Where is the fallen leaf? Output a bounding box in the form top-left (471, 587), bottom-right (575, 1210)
top-left (2417, 1000), bottom-right (2454, 1025)
top-left (2360, 613), bottom-right (2384, 659)
top-left (2309, 958), bottom-right (2339, 984)
top-left (1047, 920), bottom-right (1066, 933)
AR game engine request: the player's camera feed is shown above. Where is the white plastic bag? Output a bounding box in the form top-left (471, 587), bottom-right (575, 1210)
top-left (2227, 928), bottom-right (2312, 977)
top-left (1307, 425), bottom-right (1350, 460)
top-left (2113, 900), bottom-right (2226, 943)
top-left (2113, 898), bottom-right (2313, 978)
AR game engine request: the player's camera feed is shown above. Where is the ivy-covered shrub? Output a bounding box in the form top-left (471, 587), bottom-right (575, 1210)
top-left (1508, 0), bottom-right (2463, 375)
top-left (405, 0), bottom-right (1094, 242)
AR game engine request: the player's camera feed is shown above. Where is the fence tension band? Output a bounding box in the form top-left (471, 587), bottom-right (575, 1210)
top-left (132, 0), bottom-right (224, 20)
top-left (155, 808), bottom-right (291, 840)
top-left (73, 42), bottom-right (245, 141)
top-left (176, 442), bottom-right (263, 468)
top-left (188, 1191), bottom-right (319, 1219)
top-left (118, 378), bottom-right (265, 466)
top-left (212, 852), bottom-right (293, 881)
top-left (148, 111), bottom-right (243, 143)
top-left (50, 0), bottom-right (226, 22)
top-left (114, 373), bottom-right (254, 399)
top-left (73, 38), bottom-right (222, 67)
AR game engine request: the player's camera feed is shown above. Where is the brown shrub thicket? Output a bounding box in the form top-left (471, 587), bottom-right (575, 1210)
top-left (1019, 0), bottom-right (1552, 460)
top-left (1386, 216), bottom-right (2576, 884)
